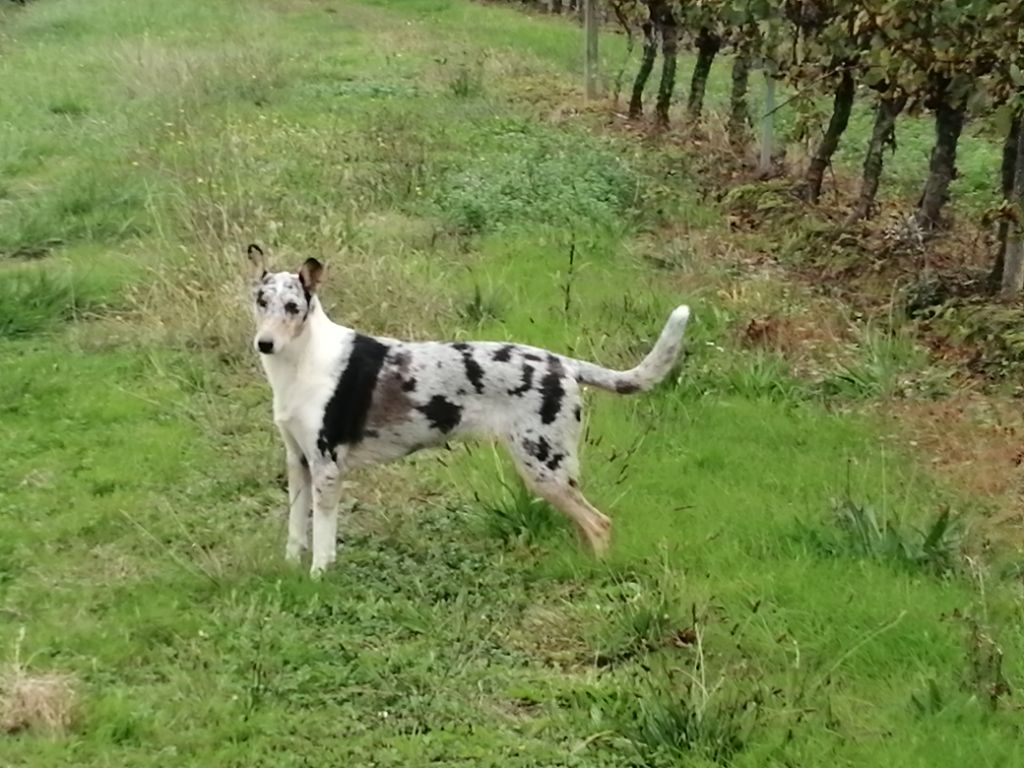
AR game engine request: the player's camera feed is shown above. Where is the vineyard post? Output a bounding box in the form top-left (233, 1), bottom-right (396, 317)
top-left (759, 71), bottom-right (775, 175)
top-left (584, 0), bottom-right (600, 98)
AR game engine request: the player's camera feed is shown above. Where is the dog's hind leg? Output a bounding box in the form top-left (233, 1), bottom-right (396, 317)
top-left (309, 453), bottom-right (346, 578)
top-left (503, 395), bottom-right (611, 554)
top-left (530, 478), bottom-right (611, 555)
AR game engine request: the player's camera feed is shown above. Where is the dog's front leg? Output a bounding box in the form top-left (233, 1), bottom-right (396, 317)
top-left (309, 454), bottom-right (345, 579)
top-left (284, 449), bottom-right (312, 563)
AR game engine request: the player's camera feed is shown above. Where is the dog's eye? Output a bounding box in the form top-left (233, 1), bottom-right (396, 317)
top-left (256, 296), bottom-right (268, 309)
top-left (284, 302), bottom-right (300, 316)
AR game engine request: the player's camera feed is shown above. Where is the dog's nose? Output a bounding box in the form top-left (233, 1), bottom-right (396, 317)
top-left (257, 339), bottom-right (274, 354)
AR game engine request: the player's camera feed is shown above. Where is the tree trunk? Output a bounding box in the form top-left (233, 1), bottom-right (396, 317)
top-left (609, 0), bottom-right (637, 106)
top-left (849, 91), bottom-right (907, 223)
top-left (916, 80), bottom-right (967, 231)
top-left (687, 27), bottom-right (721, 121)
top-left (728, 46), bottom-right (751, 146)
top-left (802, 69), bottom-right (855, 203)
top-left (628, 20), bottom-right (657, 119)
top-left (990, 114), bottom-right (1021, 291)
top-left (654, 8), bottom-right (678, 127)
top-left (1001, 119), bottom-right (1024, 300)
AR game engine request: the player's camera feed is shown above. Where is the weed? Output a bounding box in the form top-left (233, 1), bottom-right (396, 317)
top-left (470, 460), bottom-right (566, 547)
top-left (0, 266), bottom-right (100, 338)
top-left (960, 613), bottom-right (1013, 710)
top-left (588, 614), bottom-right (767, 765)
top-left (806, 496), bottom-right (964, 576)
top-left (910, 677), bottom-right (946, 717)
top-left (447, 58), bottom-right (484, 98)
top-left (432, 123), bottom-right (637, 233)
top-left (818, 321), bottom-right (932, 400)
top-left (591, 561), bottom-right (690, 666)
top-left (456, 283), bottom-right (503, 325)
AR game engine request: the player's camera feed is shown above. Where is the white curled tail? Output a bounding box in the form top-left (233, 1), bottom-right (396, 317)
top-left (567, 305), bottom-right (690, 394)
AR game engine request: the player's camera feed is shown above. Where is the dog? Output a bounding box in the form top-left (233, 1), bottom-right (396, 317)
top-left (246, 244), bottom-right (690, 577)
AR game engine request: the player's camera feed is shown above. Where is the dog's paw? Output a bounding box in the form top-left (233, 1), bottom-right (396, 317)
top-left (309, 563), bottom-right (327, 580)
top-left (285, 544), bottom-right (304, 564)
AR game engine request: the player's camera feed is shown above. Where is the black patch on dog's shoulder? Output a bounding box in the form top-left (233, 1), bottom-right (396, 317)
top-left (317, 334), bottom-right (389, 457)
top-left (573, 405), bottom-right (582, 422)
top-left (615, 381), bottom-right (641, 394)
top-left (508, 364), bottom-right (535, 396)
top-left (492, 344), bottom-right (515, 363)
top-left (417, 395), bottom-right (462, 434)
top-left (401, 377), bottom-right (417, 392)
top-left (546, 453), bottom-right (564, 472)
top-left (539, 360), bottom-right (565, 424)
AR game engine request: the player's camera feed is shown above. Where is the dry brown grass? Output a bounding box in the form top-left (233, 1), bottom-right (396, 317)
top-left (0, 631), bottom-right (76, 736)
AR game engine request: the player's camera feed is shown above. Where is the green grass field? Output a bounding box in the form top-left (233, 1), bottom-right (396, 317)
top-left (1, 1), bottom-right (1022, 766)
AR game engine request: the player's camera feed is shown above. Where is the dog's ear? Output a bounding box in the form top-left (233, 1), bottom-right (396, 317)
top-left (298, 258), bottom-right (324, 295)
top-left (247, 243), bottom-right (268, 281)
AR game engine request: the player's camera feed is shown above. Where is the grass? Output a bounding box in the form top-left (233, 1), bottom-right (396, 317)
top-left (1, 0), bottom-right (1023, 766)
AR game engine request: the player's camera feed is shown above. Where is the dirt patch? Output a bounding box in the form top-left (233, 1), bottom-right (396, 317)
top-left (885, 394), bottom-right (1024, 543)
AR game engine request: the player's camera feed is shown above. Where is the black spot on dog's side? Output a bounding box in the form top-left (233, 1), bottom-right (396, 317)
top-left (299, 454), bottom-right (309, 469)
top-left (568, 477), bottom-right (579, 488)
top-left (539, 361), bottom-right (565, 425)
top-left (417, 395), bottom-right (463, 434)
top-left (546, 453), bottom-right (564, 472)
top-left (463, 355), bottom-right (485, 393)
top-left (574, 405), bottom-right (582, 422)
top-left (508, 364), bottom-right (535, 396)
top-left (492, 345), bottom-right (515, 362)
top-left (317, 334), bottom-right (389, 457)
top-left (451, 343), bottom-right (485, 394)
top-left (401, 378), bottom-right (417, 392)
top-left (523, 437), bottom-right (551, 463)
top-left (524, 353), bottom-right (542, 362)
top-left (615, 381), bottom-right (641, 394)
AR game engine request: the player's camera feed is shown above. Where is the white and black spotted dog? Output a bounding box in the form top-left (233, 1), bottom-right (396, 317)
top-left (246, 244), bottom-right (691, 577)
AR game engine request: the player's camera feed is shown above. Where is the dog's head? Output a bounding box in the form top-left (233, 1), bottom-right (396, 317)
top-left (246, 244), bottom-right (324, 356)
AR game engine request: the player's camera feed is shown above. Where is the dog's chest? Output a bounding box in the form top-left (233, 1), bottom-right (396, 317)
top-left (262, 358), bottom-right (331, 435)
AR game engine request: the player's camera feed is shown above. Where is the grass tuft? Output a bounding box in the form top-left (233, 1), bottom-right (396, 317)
top-left (0, 266), bottom-right (101, 338)
top-left (0, 630), bottom-right (77, 736)
top-left (473, 477), bottom-right (566, 548)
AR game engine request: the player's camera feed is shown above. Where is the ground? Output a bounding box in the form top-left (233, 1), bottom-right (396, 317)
top-left (1, 1), bottom-right (1023, 766)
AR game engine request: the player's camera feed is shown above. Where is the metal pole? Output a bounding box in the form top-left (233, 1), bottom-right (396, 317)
top-left (584, 0), bottom-right (599, 99)
top-left (759, 72), bottom-right (775, 175)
